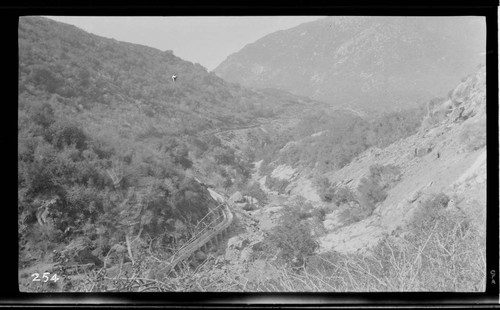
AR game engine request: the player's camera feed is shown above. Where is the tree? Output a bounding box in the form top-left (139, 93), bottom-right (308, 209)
top-left (29, 65), bottom-right (63, 93)
top-left (30, 101), bottom-right (55, 129)
top-left (212, 146), bottom-right (235, 166)
top-left (357, 176), bottom-right (387, 213)
top-left (172, 145), bottom-right (192, 169)
top-left (48, 119), bottom-right (88, 151)
top-left (314, 177), bottom-right (336, 202)
top-left (266, 204), bottom-right (319, 267)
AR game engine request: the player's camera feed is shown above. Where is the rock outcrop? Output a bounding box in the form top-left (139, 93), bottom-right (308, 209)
top-left (230, 192), bottom-right (244, 203)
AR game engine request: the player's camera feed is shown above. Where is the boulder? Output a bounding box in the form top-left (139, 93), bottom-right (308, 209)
top-left (230, 191), bottom-right (244, 203)
top-left (407, 190), bottom-right (421, 203)
top-left (415, 144), bottom-right (433, 157)
top-left (194, 250), bottom-right (207, 262)
top-left (451, 81), bottom-right (468, 104)
top-left (240, 247), bottom-right (253, 263)
top-left (323, 210), bottom-right (343, 231)
top-left (227, 235), bottom-right (249, 250)
top-left (242, 203), bottom-right (257, 211)
top-left (244, 196), bottom-right (259, 206)
top-left (235, 202), bottom-right (248, 209)
top-left (450, 106), bottom-right (465, 122)
top-left (265, 206), bottom-right (282, 215)
top-left (251, 241), bottom-right (264, 252)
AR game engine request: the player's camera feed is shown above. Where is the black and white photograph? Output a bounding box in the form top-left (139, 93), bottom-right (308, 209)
top-left (18, 14), bottom-right (488, 295)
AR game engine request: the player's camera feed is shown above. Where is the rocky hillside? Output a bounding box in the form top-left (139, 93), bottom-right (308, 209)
top-left (260, 64), bottom-right (486, 255)
top-left (215, 16), bottom-right (485, 115)
top-left (211, 65), bottom-right (486, 292)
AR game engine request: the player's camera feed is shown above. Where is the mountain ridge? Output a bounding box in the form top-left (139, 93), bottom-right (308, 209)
top-left (215, 16), bottom-right (485, 115)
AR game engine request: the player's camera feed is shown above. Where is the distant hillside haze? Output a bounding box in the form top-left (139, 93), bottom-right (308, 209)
top-left (214, 16), bottom-right (486, 115)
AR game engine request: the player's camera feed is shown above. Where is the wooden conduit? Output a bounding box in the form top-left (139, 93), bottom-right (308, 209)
top-left (160, 201), bottom-right (233, 274)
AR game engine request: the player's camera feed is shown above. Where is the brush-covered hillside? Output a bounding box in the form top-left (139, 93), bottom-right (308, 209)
top-left (17, 16), bottom-right (336, 292)
top-left (215, 16), bottom-right (485, 115)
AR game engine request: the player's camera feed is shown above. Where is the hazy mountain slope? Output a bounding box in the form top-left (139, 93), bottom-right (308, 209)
top-left (215, 16), bottom-right (485, 115)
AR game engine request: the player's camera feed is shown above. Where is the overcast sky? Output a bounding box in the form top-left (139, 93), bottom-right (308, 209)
top-left (45, 16), bottom-right (324, 71)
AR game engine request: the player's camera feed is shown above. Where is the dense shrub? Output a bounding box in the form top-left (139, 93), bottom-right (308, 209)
top-left (314, 177), bottom-right (336, 202)
top-left (314, 176), bottom-right (358, 207)
top-left (410, 192), bottom-right (450, 231)
top-left (355, 163), bottom-right (401, 213)
top-left (188, 137), bottom-right (209, 158)
top-left (241, 182), bottom-right (268, 205)
top-left (368, 105), bottom-right (426, 148)
top-left (172, 146), bottom-right (192, 169)
top-left (335, 164), bottom-right (399, 225)
top-left (310, 205), bottom-right (334, 222)
top-left (368, 164), bottom-right (402, 190)
top-left (337, 200), bottom-right (370, 225)
top-left (30, 101), bottom-right (56, 129)
top-left (265, 176), bottom-right (290, 194)
top-left (266, 203), bottom-right (319, 267)
top-left (48, 119), bottom-right (88, 151)
top-left (29, 65), bottom-right (64, 93)
top-left (333, 187), bottom-right (358, 207)
top-left (212, 146), bottom-right (235, 166)
top-left (357, 176), bottom-right (387, 211)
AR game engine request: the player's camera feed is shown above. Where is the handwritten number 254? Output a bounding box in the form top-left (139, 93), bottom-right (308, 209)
top-left (31, 273), bottom-right (59, 282)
